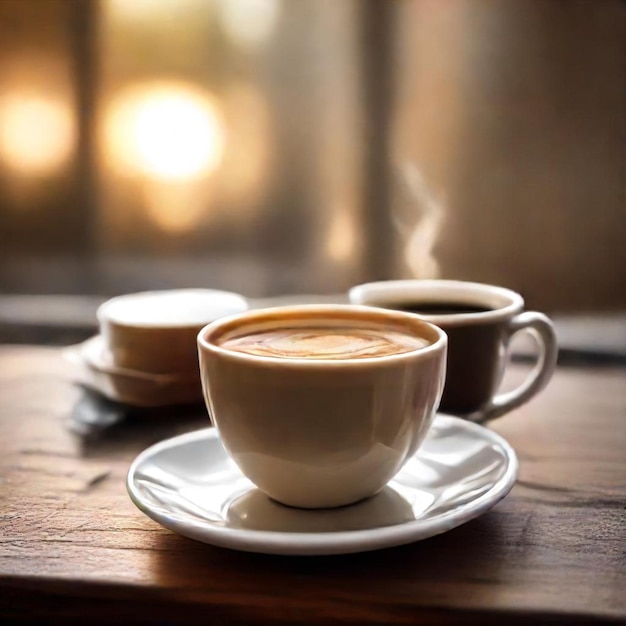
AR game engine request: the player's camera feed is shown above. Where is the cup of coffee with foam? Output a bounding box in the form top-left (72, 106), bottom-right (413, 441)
top-left (349, 280), bottom-right (558, 423)
top-left (197, 305), bottom-right (447, 508)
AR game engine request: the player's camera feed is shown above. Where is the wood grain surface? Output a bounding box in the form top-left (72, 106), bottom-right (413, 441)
top-left (0, 346), bottom-right (624, 625)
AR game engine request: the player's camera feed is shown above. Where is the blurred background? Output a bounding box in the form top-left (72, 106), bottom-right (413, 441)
top-left (0, 0), bottom-right (624, 322)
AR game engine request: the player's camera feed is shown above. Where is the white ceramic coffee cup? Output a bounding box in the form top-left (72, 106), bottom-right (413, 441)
top-left (350, 279), bottom-right (558, 422)
top-left (197, 304), bottom-right (447, 509)
top-left (98, 289), bottom-right (248, 375)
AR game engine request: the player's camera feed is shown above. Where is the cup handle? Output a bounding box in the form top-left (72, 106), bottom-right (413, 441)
top-left (471, 311), bottom-right (558, 424)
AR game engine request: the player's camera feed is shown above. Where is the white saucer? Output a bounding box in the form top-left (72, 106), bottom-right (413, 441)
top-left (127, 415), bottom-right (518, 555)
top-left (63, 336), bottom-right (202, 407)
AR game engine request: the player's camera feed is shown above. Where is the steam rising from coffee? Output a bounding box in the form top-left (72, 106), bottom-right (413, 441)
top-left (395, 164), bottom-right (445, 279)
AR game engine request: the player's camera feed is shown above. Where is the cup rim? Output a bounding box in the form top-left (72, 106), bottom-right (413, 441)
top-left (349, 280), bottom-right (524, 326)
top-left (197, 304), bottom-right (447, 367)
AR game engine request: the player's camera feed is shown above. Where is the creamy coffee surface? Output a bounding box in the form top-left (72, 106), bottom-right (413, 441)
top-left (219, 325), bottom-right (429, 360)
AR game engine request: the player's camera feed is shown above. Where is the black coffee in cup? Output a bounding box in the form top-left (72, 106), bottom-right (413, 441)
top-left (391, 302), bottom-right (492, 316)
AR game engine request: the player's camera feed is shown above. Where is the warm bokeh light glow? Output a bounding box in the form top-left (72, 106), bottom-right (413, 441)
top-left (220, 84), bottom-right (272, 210)
top-left (217, 0), bottom-right (281, 50)
top-left (142, 180), bottom-right (211, 233)
top-left (0, 93), bottom-right (74, 176)
top-left (327, 208), bottom-right (356, 262)
top-left (104, 83), bottom-right (225, 181)
top-left (105, 0), bottom-right (201, 22)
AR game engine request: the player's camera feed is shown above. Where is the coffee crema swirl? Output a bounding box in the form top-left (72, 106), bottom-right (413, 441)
top-left (219, 325), bottom-right (429, 360)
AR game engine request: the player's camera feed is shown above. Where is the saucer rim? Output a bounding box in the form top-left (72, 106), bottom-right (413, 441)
top-left (78, 335), bottom-right (193, 382)
top-left (63, 336), bottom-right (202, 407)
top-left (126, 414), bottom-right (518, 555)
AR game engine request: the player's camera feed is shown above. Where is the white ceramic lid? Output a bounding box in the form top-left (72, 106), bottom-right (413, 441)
top-left (98, 289), bottom-right (248, 328)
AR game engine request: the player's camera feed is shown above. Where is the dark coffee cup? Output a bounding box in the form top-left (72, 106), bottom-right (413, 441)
top-left (349, 280), bottom-right (558, 423)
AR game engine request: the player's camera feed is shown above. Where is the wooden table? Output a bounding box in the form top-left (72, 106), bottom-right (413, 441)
top-left (0, 345), bottom-right (624, 625)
